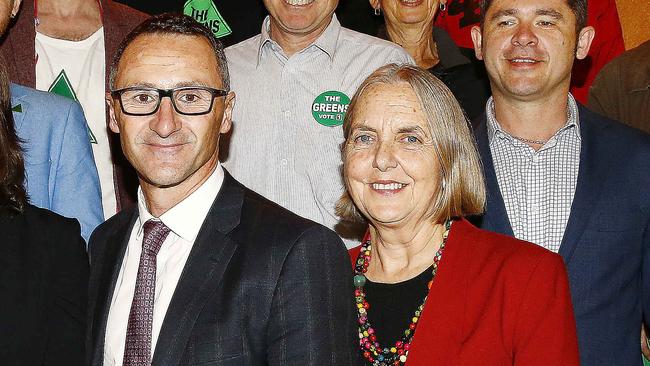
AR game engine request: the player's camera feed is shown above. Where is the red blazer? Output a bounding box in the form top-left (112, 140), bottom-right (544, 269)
top-left (349, 218), bottom-right (579, 365)
top-left (0, 0), bottom-right (148, 212)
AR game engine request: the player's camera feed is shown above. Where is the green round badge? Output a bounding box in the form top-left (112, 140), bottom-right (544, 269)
top-left (311, 90), bottom-right (350, 127)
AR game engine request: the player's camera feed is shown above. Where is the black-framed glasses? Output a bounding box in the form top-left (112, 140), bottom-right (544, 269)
top-left (111, 86), bottom-right (229, 116)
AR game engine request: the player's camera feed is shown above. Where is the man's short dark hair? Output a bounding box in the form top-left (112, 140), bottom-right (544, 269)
top-left (109, 13), bottom-right (230, 91)
top-left (479, 0), bottom-right (588, 32)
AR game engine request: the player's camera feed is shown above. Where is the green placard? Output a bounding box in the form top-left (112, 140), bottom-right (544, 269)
top-left (11, 104), bottom-right (22, 113)
top-left (311, 90), bottom-right (350, 127)
top-left (48, 70), bottom-right (98, 144)
top-left (183, 0), bottom-right (232, 39)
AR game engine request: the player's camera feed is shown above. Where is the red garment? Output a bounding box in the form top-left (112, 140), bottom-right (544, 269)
top-left (434, 0), bottom-right (625, 104)
top-left (349, 218), bottom-right (579, 365)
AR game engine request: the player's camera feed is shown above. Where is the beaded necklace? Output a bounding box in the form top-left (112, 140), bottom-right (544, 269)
top-left (353, 220), bottom-right (452, 365)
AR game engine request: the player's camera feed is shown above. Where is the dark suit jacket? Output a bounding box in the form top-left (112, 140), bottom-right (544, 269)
top-left (473, 104), bottom-right (650, 366)
top-left (87, 171), bottom-right (357, 365)
top-left (0, 204), bottom-right (89, 365)
top-left (0, 0), bottom-right (148, 211)
top-left (349, 219), bottom-right (579, 365)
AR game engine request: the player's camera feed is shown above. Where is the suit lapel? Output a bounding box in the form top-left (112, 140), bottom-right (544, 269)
top-left (152, 172), bottom-right (244, 365)
top-left (10, 87), bottom-right (28, 131)
top-left (558, 106), bottom-right (610, 264)
top-left (90, 210), bottom-right (137, 366)
top-left (475, 118), bottom-right (514, 236)
top-left (406, 219), bottom-right (473, 365)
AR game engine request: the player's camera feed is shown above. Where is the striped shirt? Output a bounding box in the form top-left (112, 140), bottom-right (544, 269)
top-left (487, 95), bottom-right (581, 252)
top-left (224, 15), bottom-right (412, 247)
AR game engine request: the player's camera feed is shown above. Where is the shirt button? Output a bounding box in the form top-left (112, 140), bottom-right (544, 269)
top-left (531, 155), bottom-right (539, 163)
top-left (281, 159), bottom-right (288, 166)
top-left (284, 110), bottom-right (291, 118)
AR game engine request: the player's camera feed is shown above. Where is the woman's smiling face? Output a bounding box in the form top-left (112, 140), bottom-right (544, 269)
top-left (343, 82), bottom-right (441, 227)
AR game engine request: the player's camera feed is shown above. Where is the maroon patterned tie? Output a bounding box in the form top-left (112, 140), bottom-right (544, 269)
top-left (123, 220), bottom-right (171, 366)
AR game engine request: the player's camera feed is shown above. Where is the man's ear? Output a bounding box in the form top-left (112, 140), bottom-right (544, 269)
top-left (220, 91), bottom-right (235, 134)
top-left (470, 25), bottom-right (484, 60)
top-left (106, 92), bottom-right (120, 133)
top-left (575, 26), bottom-right (595, 60)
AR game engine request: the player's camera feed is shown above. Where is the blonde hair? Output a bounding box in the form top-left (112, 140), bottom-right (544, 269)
top-left (335, 63), bottom-right (486, 223)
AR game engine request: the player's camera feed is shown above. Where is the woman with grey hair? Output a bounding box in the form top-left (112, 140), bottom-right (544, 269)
top-left (338, 63), bottom-right (578, 365)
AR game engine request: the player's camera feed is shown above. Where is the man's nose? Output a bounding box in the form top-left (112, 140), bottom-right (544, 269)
top-left (512, 23), bottom-right (538, 47)
top-left (149, 97), bottom-right (181, 138)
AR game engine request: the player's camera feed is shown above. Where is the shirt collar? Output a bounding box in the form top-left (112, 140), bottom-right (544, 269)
top-left (136, 163), bottom-right (225, 242)
top-left (256, 14), bottom-right (340, 67)
top-left (486, 93), bottom-right (581, 145)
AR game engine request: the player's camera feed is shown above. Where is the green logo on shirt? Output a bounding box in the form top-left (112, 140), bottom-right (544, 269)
top-left (48, 70), bottom-right (98, 144)
top-left (183, 0), bottom-right (232, 39)
top-left (311, 91), bottom-right (350, 127)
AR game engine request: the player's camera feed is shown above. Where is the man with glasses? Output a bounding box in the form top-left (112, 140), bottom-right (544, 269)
top-left (88, 14), bottom-right (356, 366)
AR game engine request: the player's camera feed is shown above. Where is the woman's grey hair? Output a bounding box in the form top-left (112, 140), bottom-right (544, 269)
top-left (335, 63), bottom-right (486, 224)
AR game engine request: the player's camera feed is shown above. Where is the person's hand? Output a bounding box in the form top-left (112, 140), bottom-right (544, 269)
top-left (641, 326), bottom-right (650, 360)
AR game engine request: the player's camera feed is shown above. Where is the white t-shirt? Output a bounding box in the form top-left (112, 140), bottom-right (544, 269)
top-left (35, 27), bottom-right (117, 218)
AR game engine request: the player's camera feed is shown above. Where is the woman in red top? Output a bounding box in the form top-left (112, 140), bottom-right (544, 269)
top-left (336, 63), bottom-right (579, 366)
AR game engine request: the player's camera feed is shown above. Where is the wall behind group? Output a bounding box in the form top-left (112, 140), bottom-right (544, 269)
top-left (615, 0), bottom-right (650, 49)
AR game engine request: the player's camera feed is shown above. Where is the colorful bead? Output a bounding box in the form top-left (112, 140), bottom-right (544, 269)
top-left (353, 220), bottom-right (452, 365)
top-left (354, 274), bottom-right (367, 287)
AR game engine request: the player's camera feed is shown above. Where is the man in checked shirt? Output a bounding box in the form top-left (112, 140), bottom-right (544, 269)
top-left (469, 0), bottom-right (650, 365)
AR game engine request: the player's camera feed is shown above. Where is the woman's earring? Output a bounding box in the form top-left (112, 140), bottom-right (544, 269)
top-left (374, 7), bottom-right (381, 16)
top-left (439, 2), bottom-right (446, 11)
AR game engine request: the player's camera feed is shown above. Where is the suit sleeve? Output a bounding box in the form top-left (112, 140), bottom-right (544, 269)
top-left (266, 226), bottom-right (358, 365)
top-left (642, 215), bottom-right (650, 332)
top-left (51, 100), bottom-right (104, 242)
top-left (513, 254), bottom-right (580, 365)
top-left (43, 219), bottom-right (90, 365)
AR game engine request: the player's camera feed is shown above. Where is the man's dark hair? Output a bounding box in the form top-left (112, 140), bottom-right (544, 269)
top-left (0, 58), bottom-right (27, 214)
top-left (109, 13), bottom-right (230, 91)
top-left (479, 0), bottom-right (588, 31)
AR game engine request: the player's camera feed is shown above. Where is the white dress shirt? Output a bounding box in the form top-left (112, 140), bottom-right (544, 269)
top-left (103, 165), bottom-right (225, 366)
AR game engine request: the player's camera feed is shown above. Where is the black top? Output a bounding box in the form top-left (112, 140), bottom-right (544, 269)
top-left (0, 204), bottom-right (88, 365)
top-left (429, 61), bottom-right (491, 123)
top-left (427, 27), bottom-right (491, 122)
top-left (364, 266), bottom-right (434, 350)
top-left (377, 25), bottom-right (491, 122)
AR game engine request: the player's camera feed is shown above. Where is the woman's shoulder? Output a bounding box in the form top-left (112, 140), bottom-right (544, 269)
top-left (19, 204), bottom-right (84, 242)
top-left (0, 205), bottom-right (86, 269)
top-left (451, 218), bottom-right (565, 271)
top-left (23, 203), bottom-right (79, 225)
